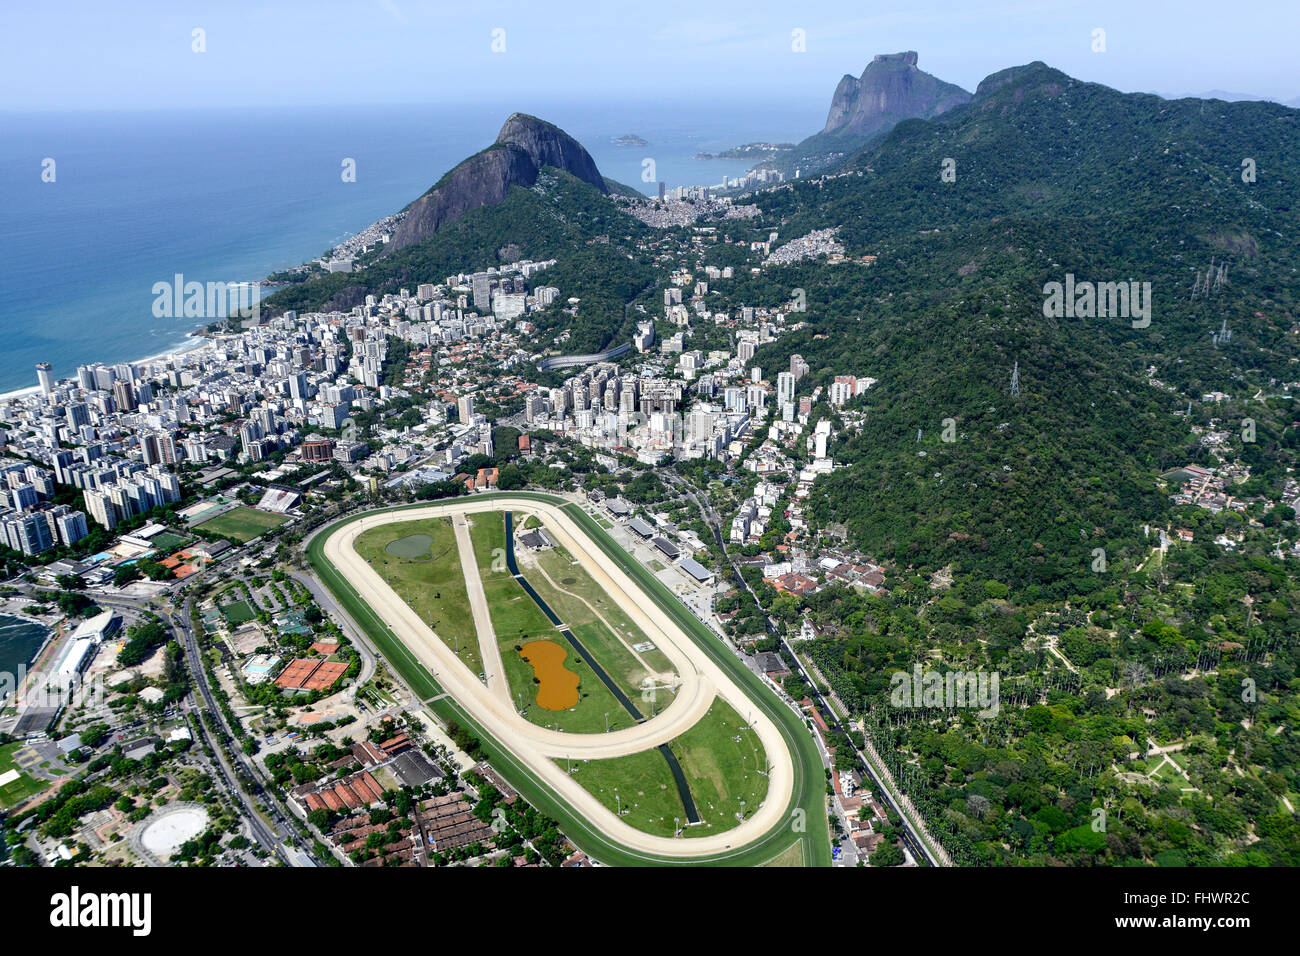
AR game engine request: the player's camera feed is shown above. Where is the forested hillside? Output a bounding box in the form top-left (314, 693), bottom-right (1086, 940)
top-left (746, 62), bottom-right (1300, 595)
top-left (727, 62), bottom-right (1300, 866)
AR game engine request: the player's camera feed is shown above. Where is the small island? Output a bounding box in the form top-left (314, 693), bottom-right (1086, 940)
top-left (613, 133), bottom-right (650, 147)
top-left (696, 141), bottom-right (795, 160)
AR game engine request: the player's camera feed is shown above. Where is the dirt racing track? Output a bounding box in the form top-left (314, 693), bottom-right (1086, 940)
top-left (318, 495), bottom-right (801, 860)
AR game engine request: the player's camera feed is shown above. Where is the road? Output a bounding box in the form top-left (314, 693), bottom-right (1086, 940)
top-left (86, 586), bottom-right (298, 865)
top-left (450, 513), bottom-right (510, 702)
top-left (661, 469), bottom-right (948, 867)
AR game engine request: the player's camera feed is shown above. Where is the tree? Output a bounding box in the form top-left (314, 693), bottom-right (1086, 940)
top-left (114, 564), bottom-right (142, 587)
top-left (496, 464), bottom-right (527, 491)
top-left (871, 840), bottom-right (904, 867)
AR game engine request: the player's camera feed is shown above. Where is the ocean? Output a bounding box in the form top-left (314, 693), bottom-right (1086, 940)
top-left (0, 99), bottom-right (819, 394)
top-left (0, 613), bottom-right (49, 696)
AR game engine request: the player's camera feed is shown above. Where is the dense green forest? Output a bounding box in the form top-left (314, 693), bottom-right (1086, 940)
top-left (719, 64), bottom-right (1300, 866)
top-left (737, 63), bottom-right (1300, 595)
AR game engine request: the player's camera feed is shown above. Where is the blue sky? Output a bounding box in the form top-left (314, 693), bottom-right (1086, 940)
top-left (3, 0), bottom-right (1297, 111)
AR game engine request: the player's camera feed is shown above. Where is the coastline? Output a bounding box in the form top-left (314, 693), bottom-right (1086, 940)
top-left (0, 608), bottom-right (56, 707)
top-left (0, 328), bottom-right (210, 404)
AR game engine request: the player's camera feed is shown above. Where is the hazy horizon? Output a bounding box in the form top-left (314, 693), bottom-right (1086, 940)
top-left (3, 0), bottom-right (1298, 114)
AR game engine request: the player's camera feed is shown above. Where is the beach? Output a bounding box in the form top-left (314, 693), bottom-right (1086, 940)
top-left (0, 330), bottom-right (210, 404)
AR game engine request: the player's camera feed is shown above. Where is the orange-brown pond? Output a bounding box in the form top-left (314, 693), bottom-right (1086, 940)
top-left (519, 640), bottom-right (580, 710)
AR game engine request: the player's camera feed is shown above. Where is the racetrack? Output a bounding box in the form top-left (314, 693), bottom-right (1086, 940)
top-left (321, 495), bottom-right (796, 858)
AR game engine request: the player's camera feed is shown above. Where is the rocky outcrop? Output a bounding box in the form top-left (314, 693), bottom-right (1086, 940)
top-left (496, 113), bottom-right (606, 188)
top-left (821, 51), bottom-right (970, 137)
top-left (385, 113), bottom-right (606, 254)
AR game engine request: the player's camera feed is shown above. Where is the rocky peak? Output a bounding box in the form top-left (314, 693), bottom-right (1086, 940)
top-left (495, 113), bottom-right (606, 192)
top-left (384, 114), bottom-right (606, 255)
top-left (822, 51), bottom-right (971, 137)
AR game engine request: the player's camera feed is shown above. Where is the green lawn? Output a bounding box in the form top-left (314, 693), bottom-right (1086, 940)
top-left (194, 506), bottom-right (288, 543)
top-left (466, 514), bottom-right (556, 642)
top-left (219, 600), bottom-right (257, 625)
top-left (760, 841), bottom-right (807, 866)
top-left (566, 698), bottom-right (771, 839)
top-left (500, 638), bottom-right (637, 734)
top-left (536, 544), bottom-right (676, 678)
top-left (0, 743), bottom-right (50, 809)
top-left (0, 773), bottom-right (46, 809)
top-left (0, 743), bottom-right (24, 775)
top-left (672, 697), bottom-right (770, 838)
top-left (567, 748), bottom-right (685, 835)
top-left (529, 544), bottom-right (677, 694)
top-left (354, 517), bottom-right (481, 675)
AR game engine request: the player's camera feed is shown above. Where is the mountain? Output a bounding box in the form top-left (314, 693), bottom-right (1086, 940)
top-left (738, 62), bottom-right (1300, 868)
top-left (384, 113), bottom-right (608, 254)
top-left (261, 113), bottom-right (649, 353)
top-left (822, 51), bottom-right (971, 137)
top-left (752, 51), bottom-right (970, 178)
top-left (1163, 89), bottom-right (1300, 107)
top-left (748, 60), bottom-right (1300, 591)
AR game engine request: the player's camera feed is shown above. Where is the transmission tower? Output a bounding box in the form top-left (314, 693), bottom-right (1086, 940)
top-left (1010, 361), bottom-right (1020, 398)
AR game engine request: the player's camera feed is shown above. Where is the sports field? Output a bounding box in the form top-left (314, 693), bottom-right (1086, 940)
top-left (0, 743), bottom-right (50, 809)
top-left (219, 600), bottom-right (258, 625)
top-left (149, 531), bottom-right (190, 552)
top-left (307, 493), bottom-right (831, 866)
top-left (194, 506), bottom-right (287, 542)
